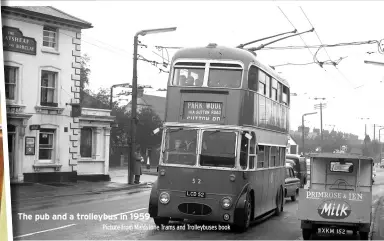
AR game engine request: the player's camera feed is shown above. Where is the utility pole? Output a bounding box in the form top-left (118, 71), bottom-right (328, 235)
top-left (302, 112), bottom-right (317, 155)
top-left (130, 27), bottom-right (176, 184)
top-left (380, 127), bottom-right (384, 163)
top-left (314, 97), bottom-right (326, 151)
top-left (359, 117), bottom-right (370, 148)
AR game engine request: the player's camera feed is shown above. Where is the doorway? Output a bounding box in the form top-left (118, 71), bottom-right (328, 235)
top-left (8, 125), bottom-right (16, 179)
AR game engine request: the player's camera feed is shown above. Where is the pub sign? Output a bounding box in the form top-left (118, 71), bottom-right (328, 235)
top-left (3, 26), bottom-right (37, 55)
top-left (25, 137), bottom-right (36, 155)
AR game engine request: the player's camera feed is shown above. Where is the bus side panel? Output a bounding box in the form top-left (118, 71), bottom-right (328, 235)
top-left (297, 189), bottom-right (371, 224)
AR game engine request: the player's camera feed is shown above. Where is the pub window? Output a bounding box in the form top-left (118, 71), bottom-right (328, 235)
top-left (80, 128), bottom-right (93, 158)
top-left (240, 132), bottom-right (249, 170)
top-left (258, 70), bottom-right (266, 95)
top-left (248, 65), bottom-right (258, 91)
top-left (271, 79), bottom-right (278, 101)
top-left (4, 66), bottom-right (17, 101)
top-left (264, 146), bottom-right (270, 168)
top-left (39, 129), bottom-right (55, 161)
top-left (43, 26), bottom-right (58, 48)
top-left (40, 70), bottom-right (58, 107)
top-left (257, 145), bottom-right (265, 168)
top-left (248, 132), bottom-right (256, 170)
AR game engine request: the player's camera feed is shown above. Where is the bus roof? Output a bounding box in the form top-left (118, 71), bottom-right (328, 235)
top-left (172, 45), bottom-right (289, 87)
top-left (309, 152), bottom-right (373, 161)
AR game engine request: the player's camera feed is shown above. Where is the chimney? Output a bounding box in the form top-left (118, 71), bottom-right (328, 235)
top-left (138, 88), bottom-right (144, 98)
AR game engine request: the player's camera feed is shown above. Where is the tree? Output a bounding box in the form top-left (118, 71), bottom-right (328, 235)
top-left (80, 54), bottom-right (91, 90)
top-left (87, 88), bottom-right (163, 166)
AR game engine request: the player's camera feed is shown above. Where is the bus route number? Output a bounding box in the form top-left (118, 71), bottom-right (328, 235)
top-left (192, 178), bottom-right (202, 184)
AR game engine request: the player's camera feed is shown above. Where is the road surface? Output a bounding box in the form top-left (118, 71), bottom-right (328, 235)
top-left (11, 170), bottom-right (384, 240)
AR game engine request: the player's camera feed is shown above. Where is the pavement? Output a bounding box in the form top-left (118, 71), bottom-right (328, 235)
top-left (10, 165), bottom-right (159, 201)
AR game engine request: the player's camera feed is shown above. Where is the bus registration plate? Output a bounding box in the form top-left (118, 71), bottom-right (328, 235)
top-left (317, 227), bottom-right (347, 235)
top-left (186, 191), bottom-right (206, 198)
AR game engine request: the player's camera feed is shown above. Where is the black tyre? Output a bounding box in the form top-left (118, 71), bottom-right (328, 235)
top-left (302, 229), bottom-right (312, 240)
top-left (291, 189), bottom-right (299, 201)
top-left (359, 231), bottom-right (369, 240)
top-left (275, 187), bottom-right (284, 216)
top-left (153, 217), bottom-right (170, 227)
top-left (235, 192), bottom-right (252, 233)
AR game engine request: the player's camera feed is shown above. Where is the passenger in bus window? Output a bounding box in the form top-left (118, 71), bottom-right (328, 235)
top-left (174, 139), bottom-right (183, 151)
top-left (179, 75), bottom-right (187, 86)
top-left (195, 78), bottom-right (203, 86)
top-left (185, 76), bottom-right (194, 86)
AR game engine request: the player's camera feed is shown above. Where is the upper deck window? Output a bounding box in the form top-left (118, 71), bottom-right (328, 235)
top-left (248, 66), bottom-right (258, 91)
top-left (200, 130), bottom-right (236, 168)
top-left (207, 63), bottom-right (242, 88)
top-left (172, 62), bottom-right (205, 87)
top-left (258, 70), bottom-right (268, 95)
top-left (163, 128), bottom-right (197, 166)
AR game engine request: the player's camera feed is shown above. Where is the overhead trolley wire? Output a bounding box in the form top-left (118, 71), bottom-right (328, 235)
top-left (277, 6), bottom-right (316, 60)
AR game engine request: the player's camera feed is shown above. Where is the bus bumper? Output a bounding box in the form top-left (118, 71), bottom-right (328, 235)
top-left (151, 191), bottom-right (238, 224)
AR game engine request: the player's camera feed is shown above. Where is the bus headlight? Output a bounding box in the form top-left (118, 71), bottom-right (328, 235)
top-left (221, 197), bottom-right (232, 209)
top-left (159, 192), bottom-right (170, 204)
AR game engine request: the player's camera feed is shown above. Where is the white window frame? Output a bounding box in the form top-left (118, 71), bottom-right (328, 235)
top-left (4, 61), bottom-right (23, 105)
top-left (38, 128), bottom-right (56, 163)
top-left (43, 26), bottom-right (58, 49)
top-left (37, 66), bottom-right (61, 107)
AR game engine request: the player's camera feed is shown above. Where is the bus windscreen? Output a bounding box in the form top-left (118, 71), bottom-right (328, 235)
top-left (163, 129), bottom-right (197, 166)
top-left (200, 131), bottom-right (236, 168)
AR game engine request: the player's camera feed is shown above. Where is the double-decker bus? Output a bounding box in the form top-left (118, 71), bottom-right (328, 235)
top-left (148, 43), bottom-right (291, 232)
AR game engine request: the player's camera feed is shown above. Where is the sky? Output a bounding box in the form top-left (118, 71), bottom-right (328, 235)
top-left (3, 0), bottom-right (384, 140)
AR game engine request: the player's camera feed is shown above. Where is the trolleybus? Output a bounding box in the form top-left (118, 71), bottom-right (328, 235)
top-left (148, 43), bottom-right (291, 232)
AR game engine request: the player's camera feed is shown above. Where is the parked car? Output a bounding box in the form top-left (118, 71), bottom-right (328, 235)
top-left (285, 165), bottom-right (301, 201)
top-left (286, 154), bottom-right (308, 187)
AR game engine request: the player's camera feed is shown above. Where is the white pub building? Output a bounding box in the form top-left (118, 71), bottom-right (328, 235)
top-left (2, 6), bottom-right (114, 182)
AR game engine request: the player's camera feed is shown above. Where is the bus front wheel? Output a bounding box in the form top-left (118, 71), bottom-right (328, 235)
top-left (233, 192), bottom-right (252, 233)
top-left (153, 217), bottom-right (170, 227)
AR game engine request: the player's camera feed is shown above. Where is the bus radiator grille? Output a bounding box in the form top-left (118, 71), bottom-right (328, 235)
top-left (178, 203), bottom-right (212, 216)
